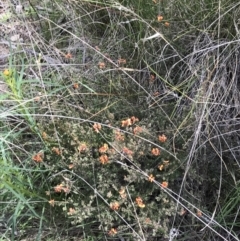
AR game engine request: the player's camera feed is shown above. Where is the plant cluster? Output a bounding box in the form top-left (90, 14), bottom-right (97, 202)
top-left (0, 0), bottom-right (240, 240)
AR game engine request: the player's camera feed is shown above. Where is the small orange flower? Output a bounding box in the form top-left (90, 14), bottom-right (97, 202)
top-left (151, 148), bottom-right (160, 156)
top-left (52, 147), bottom-right (62, 155)
top-left (65, 53), bottom-right (72, 59)
top-left (179, 208), bottom-right (187, 216)
top-left (95, 46), bottom-right (100, 51)
top-left (122, 147), bottom-right (133, 157)
top-left (48, 199), bottom-right (55, 207)
top-left (67, 208), bottom-right (76, 215)
top-left (93, 123), bottom-right (101, 133)
top-left (99, 154), bottom-right (109, 164)
top-left (158, 164), bottom-right (164, 171)
top-left (121, 118), bottom-right (132, 127)
top-left (158, 134), bottom-right (167, 143)
top-left (34, 96), bottom-right (41, 102)
top-left (163, 160), bottom-right (169, 165)
top-left (108, 228), bottom-right (117, 236)
top-left (164, 22), bottom-right (170, 27)
top-left (153, 91), bottom-right (160, 97)
top-left (119, 187), bottom-right (127, 198)
top-left (73, 83), bottom-right (79, 89)
top-left (98, 62), bottom-right (106, 69)
top-left (158, 160), bottom-right (169, 171)
top-left (32, 152), bottom-right (44, 163)
top-left (148, 174), bottom-right (155, 182)
top-left (54, 184), bottom-right (64, 193)
top-left (131, 116), bottom-right (139, 124)
top-left (136, 197), bottom-right (143, 203)
top-left (196, 209), bottom-right (202, 217)
top-left (160, 181), bottom-right (168, 188)
top-left (110, 202), bottom-right (120, 211)
top-left (115, 130), bottom-right (125, 141)
top-left (104, 53), bottom-right (111, 60)
top-left (108, 148), bottom-right (116, 155)
top-left (121, 116), bottom-right (139, 127)
top-left (157, 15), bottom-right (163, 22)
top-left (62, 187), bottom-right (71, 194)
top-left (138, 202), bottom-right (145, 208)
top-left (136, 197), bottom-right (145, 208)
top-left (99, 143), bottom-right (108, 153)
top-left (119, 188), bottom-right (125, 195)
top-left (145, 218), bottom-right (151, 224)
top-left (42, 131), bottom-right (47, 140)
top-left (69, 163), bottom-right (74, 169)
top-left (133, 126), bottom-right (142, 135)
top-left (149, 74), bottom-right (156, 84)
top-left (118, 58), bottom-right (126, 65)
top-left (78, 143), bottom-right (87, 153)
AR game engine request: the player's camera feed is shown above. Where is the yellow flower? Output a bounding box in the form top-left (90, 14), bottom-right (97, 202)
top-left (3, 69), bottom-right (11, 77)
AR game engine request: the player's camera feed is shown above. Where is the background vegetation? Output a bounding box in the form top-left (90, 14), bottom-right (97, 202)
top-left (0, 0), bottom-right (240, 240)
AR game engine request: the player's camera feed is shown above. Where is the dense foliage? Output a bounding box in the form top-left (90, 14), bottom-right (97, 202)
top-left (0, 0), bottom-right (240, 240)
